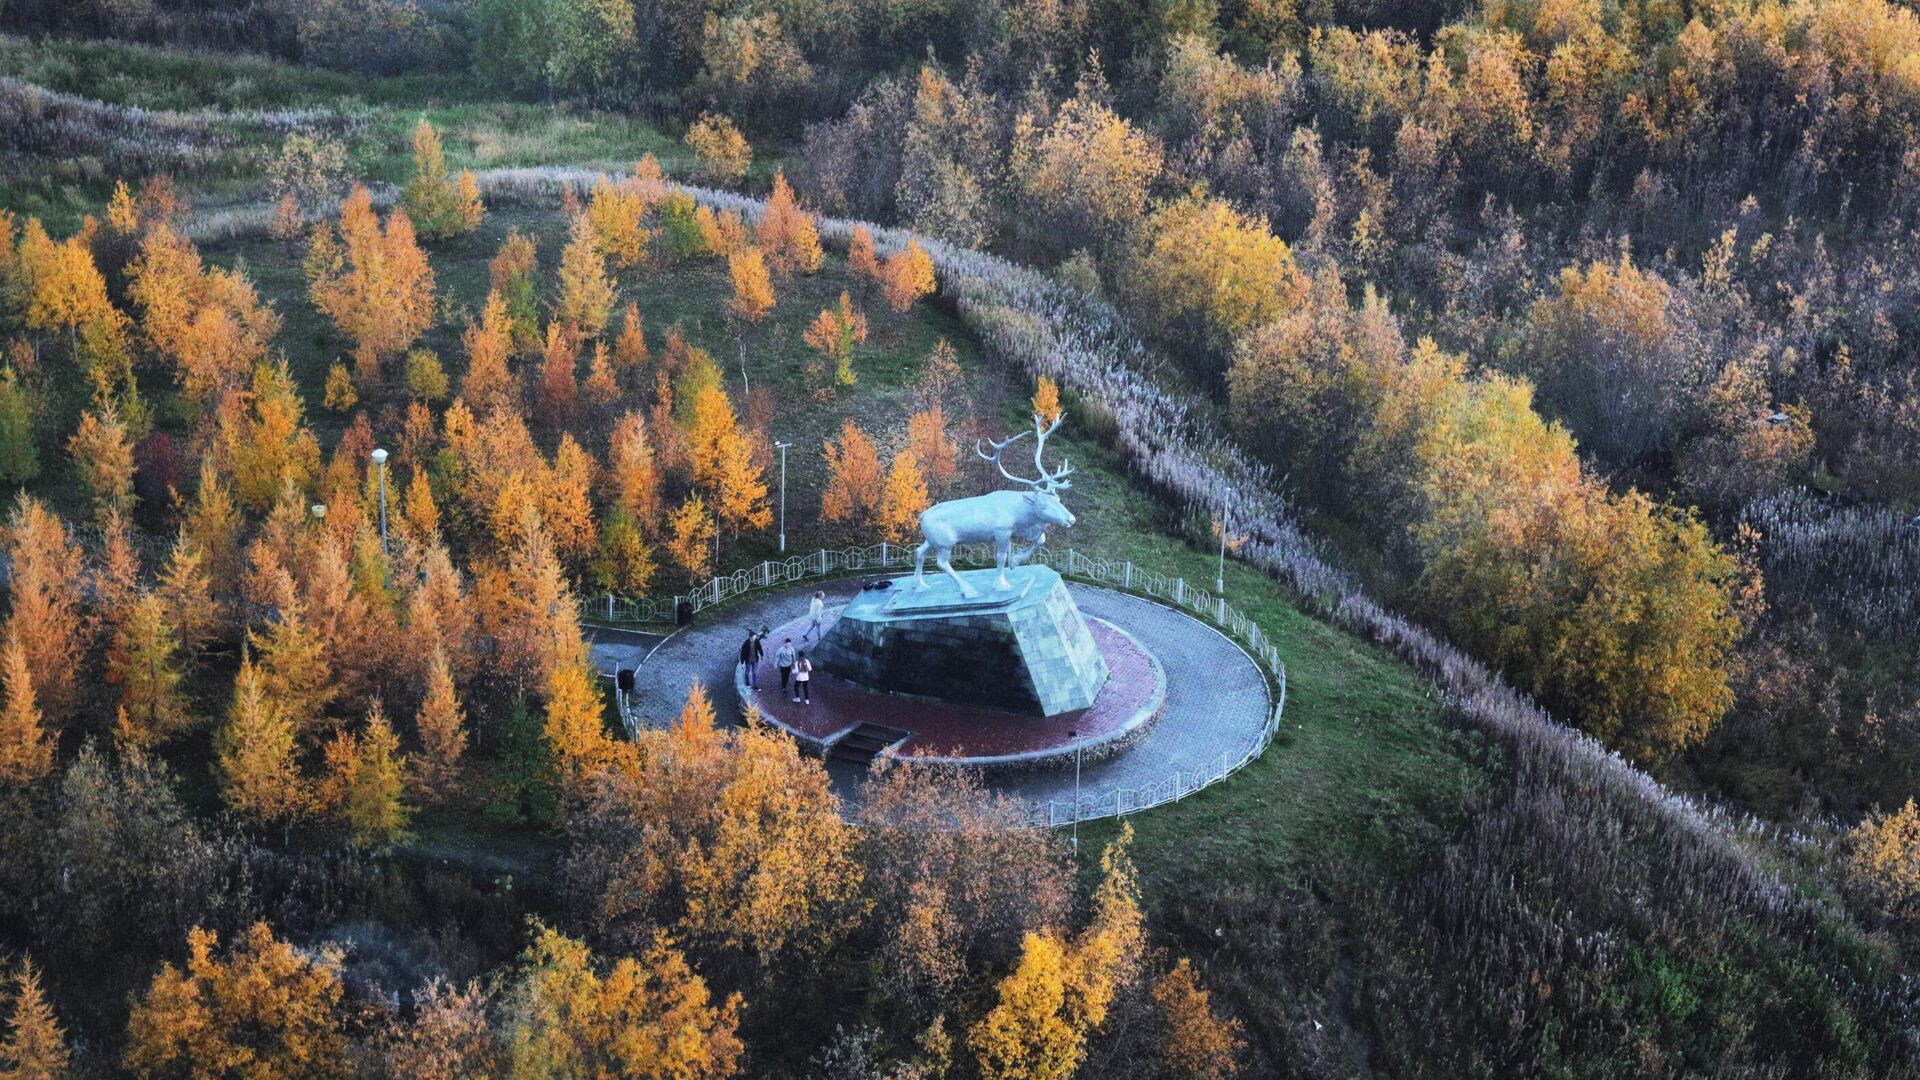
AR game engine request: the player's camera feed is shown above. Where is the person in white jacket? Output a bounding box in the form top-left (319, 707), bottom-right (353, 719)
top-left (802, 591), bottom-right (826, 642)
top-left (792, 652), bottom-right (813, 703)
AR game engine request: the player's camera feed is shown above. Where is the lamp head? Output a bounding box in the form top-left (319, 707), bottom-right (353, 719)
top-left (370, 448), bottom-right (389, 466)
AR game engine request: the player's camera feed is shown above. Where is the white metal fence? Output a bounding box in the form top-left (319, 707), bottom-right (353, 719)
top-left (588, 543), bottom-right (1288, 827)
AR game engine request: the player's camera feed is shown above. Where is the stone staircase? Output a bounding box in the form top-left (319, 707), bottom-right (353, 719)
top-left (828, 723), bottom-right (913, 766)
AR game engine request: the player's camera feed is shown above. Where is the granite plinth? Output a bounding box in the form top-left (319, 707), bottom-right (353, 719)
top-left (809, 565), bottom-right (1109, 716)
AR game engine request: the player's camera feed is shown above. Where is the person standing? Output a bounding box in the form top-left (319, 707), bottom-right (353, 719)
top-left (793, 651), bottom-right (812, 704)
top-left (752, 627), bottom-right (767, 680)
top-left (776, 637), bottom-right (796, 695)
top-left (738, 630), bottom-right (759, 690)
top-left (803, 591), bottom-right (827, 642)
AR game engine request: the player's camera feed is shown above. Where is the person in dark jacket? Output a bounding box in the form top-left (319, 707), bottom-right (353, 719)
top-left (739, 630), bottom-right (759, 690)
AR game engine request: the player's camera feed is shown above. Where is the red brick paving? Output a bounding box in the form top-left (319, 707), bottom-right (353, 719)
top-left (749, 612), bottom-right (1162, 760)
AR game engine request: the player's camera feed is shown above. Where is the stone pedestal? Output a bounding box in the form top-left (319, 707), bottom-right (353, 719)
top-left (811, 565), bottom-right (1109, 716)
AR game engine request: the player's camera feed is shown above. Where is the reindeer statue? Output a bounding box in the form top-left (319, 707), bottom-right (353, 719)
top-left (914, 411), bottom-right (1076, 598)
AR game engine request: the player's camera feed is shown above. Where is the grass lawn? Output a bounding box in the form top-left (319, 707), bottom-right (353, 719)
top-left (0, 34), bottom-right (770, 232)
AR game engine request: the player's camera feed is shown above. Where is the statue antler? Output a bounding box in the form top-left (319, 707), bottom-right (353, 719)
top-left (975, 429), bottom-right (1041, 489)
top-left (977, 413), bottom-right (1074, 492)
top-left (1032, 412), bottom-right (1073, 492)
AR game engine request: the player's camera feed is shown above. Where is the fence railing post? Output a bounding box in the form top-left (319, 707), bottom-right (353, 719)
top-left (1124, 561), bottom-right (1133, 589)
top-left (1174, 578), bottom-right (1184, 605)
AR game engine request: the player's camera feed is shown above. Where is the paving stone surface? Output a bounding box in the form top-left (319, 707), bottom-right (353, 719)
top-left (626, 578), bottom-right (1274, 815)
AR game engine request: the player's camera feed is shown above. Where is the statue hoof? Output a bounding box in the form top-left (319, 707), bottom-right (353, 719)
top-left (958, 585), bottom-right (979, 599)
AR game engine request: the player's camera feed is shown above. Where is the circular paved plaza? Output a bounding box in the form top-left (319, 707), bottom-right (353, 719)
top-left (623, 578), bottom-right (1274, 818)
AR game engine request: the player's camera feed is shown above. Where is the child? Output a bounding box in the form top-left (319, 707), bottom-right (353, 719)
top-left (793, 651), bottom-right (812, 704)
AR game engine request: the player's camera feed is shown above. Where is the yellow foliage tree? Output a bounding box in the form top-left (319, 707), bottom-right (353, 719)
top-left (590, 509), bottom-right (657, 596)
top-left (968, 825), bottom-right (1144, 1080)
top-left (1849, 798), bottom-right (1920, 919)
top-left (1128, 190), bottom-right (1307, 355)
top-left (0, 633), bottom-right (53, 787)
top-left (401, 468), bottom-right (441, 543)
top-left (489, 228), bottom-right (542, 352)
top-left (677, 716), bottom-right (865, 962)
top-left (820, 420), bottom-right (882, 525)
top-left (413, 647), bottom-right (467, 798)
top-left (882, 239), bottom-right (936, 314)
top-left (877, 449), bottom-right (929, 543)
top-left (308, 185), bottom-right (437, 379)
top-left (613, 302), bottom-right (649, 372)
top-left (697, 206), bottom-right (751, 258)
top-left (3, 496), bottom-right (84, 725)
top-left (402, 118), bottom-right (485, 240)
top-left (108, 592), bottom-right (193, 750)
top-left (757, 170), bottom-right (823, 276)
top-left (587, 174), bottom-right (649, 269)
top-left (67, 406), bottom-right (136, 525)
top-left (544, 656), bottom-right (612, 791)
top-left (1011, 95), bottom-right (1163, 251)
top-left (158, 533), bottom-right (221, 657)
top-left (664, 494), bottom-right (716, 579)
top-left (217, 648), bottom-right (305, 827)
top-left (216, 358), bottom-right (322, 511)
top-left (1032, 375), bottom-right (1063, 427)
top-left (907, 407), bottom-right (957, 494)
top-left (802, 292), bottom-right (868, 392)
top-left (462, 290), bottom-right (517, 416)
top-left (124, 923), bottom-right (347, 1079)
top-left (0, 958), bottom-right (70, 1079)
top-left (503, 925), bottom-right (744, 1080)
top-left (250, 598), bottom-right (335, 744)
top-left (544, 433), bottom-right (600, 563)
top-left (685, 114), bottom-right (751, 184)
top-left (607, 411), bottom-right (661, 527)
top-left (322, 361), bottom-right (357, 412)
top-left (557, 212), bottom-right (616, 337)
top-left (847, 225), bottom-right (882, 290)
top-left (539, 320), bottom-right (581, 426)
top-left (969, 933), bottom-right (1084, 1080)
top-left (685, 384), bottom-right (769, 534)
top-left (1152, 958), bottom-right (1245, 1080)
top-left (127, 223), bottom-right (281, 407)
top-left (583, 343), bottom-right (620, 411)
top-left (319, 703), bottom-right (413, 849)
top-left (727, 246), bottom-right (775, 325)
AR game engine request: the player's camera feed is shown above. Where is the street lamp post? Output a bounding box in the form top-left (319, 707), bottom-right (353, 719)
top-left (1216, 495), bottom-right (1230, 596)
top-left (775, 440), bottom-right (792, 553)
top-left (371, 448), bottom-right (389, 555)
top-left (1069, 727), bottom-right (1081, 857)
